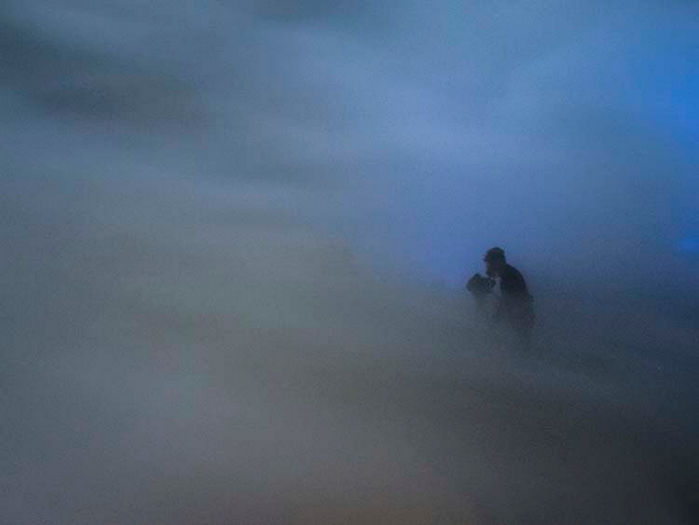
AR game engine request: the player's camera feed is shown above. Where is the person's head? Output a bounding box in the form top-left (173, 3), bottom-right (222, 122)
top-left (484, 247), bottom-right (506, 277)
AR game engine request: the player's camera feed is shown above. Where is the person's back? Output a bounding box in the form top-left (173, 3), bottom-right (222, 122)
top-left (497, 263), bottom-right (534, 336)
top-left (499, 263), bottom-right (529, 307)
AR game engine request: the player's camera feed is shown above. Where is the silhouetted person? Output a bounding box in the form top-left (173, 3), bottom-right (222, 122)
top-left (482, 247), bottom-right (535, 348)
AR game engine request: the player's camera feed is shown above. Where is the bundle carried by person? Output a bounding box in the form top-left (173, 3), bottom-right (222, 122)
top-left (466, 273), bottom-right (496, 297)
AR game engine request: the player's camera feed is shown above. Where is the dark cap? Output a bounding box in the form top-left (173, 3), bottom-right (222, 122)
top-left (484, 246), bottom-right (505, 262)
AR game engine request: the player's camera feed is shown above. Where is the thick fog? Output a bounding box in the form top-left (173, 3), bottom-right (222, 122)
top-left (2, 1), bottom-right (698, 523)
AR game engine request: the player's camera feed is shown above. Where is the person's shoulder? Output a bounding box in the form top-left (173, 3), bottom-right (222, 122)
top-left (502, 264), bottom-right (523, 280)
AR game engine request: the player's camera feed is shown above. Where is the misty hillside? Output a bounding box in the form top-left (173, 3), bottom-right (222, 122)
top-left (4, 175), bottom-right (698, 524)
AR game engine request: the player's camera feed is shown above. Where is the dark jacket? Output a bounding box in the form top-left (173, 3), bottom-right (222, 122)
top-left (496, 264), bottom-right (534, 328)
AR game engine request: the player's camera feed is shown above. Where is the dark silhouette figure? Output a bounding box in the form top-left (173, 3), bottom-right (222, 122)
top-left (468, 247), bottom-right (535, 348)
